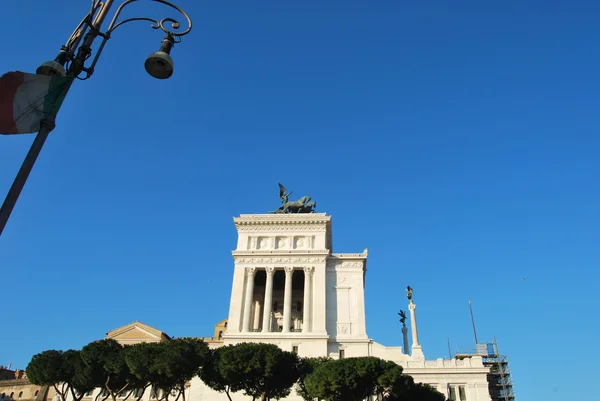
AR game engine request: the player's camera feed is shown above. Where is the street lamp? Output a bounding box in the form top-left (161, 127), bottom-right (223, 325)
top-left (0, 0), bottom-right (192, 236)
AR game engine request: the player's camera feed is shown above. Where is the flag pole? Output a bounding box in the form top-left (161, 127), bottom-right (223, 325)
top-left (0, 119), bottom-right (55, 236)
top-left (0, 0), bottom-right (192, 235)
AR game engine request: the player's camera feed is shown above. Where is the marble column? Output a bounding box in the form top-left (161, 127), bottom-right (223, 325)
top-left (408, 302), bottom-right (424, 359)
top-left (282, 266), bottom-right (294, 333)
top-left (242, 267), bottom-right (256, 332)
top-left (252, 300), bottom-right (261, 331)
top-left (262, 267), bottom-right (275, 332)
top-left (408, 302), bottom-right (420, 346)
top-left (302, 266), bottom-right (314, 333)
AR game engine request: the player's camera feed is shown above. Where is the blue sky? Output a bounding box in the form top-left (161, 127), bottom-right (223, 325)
top-left (1, 1), bottom-right (599, 399)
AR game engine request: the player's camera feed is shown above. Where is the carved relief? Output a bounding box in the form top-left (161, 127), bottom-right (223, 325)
top-left (326, 261), bottom-right (364, 270)
top-left (246, 267), bottom-right (256, 276)
top-left (258, 237), bottom-right (273, 249)
top-left (303, 266), bottom-right (314, 274)
top-left (276, 237), bottom-right (288, 249)
top-left (337, 276), bottom-right (348, 284)
top-left (284, 266), bottom-right (294, 274)
top-left (336, 323), bottom-right (350, 335)
top-left (265, 266), bottom-right (275, 275)
top-left (235, 257), bottom-right (327, 264)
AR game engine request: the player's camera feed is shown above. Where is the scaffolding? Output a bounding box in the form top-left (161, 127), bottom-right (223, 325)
top-left (454, 338), bottom-right (515, 401)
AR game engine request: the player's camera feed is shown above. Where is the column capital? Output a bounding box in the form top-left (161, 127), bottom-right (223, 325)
top-left (303, 266), bottom-right (314, 274)
top-left (265, 266), bottom-right (275, 275)
top-left (246, 266), bottom-right (257, 276)
top-left (284, 266), bottom-right (294, 274)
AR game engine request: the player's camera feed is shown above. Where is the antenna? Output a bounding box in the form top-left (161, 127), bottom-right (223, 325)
top-left (447, 338), bottom-right (452, 359)
top-left (469, 300), bottom-right (479, 344)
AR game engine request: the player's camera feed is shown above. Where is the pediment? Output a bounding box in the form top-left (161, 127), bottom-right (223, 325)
top-left (106, 321), bottom-right (169, 344)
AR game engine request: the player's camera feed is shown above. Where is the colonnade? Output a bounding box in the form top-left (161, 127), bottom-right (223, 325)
top-left (241, 266), bottom-right (314, 333)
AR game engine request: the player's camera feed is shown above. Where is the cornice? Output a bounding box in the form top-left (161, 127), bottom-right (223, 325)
top-left (232, 250), bottom-right (330, 256)
top-left (234, 213), bottom-right (331, 227)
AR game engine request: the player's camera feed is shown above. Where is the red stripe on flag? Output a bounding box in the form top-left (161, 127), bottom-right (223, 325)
top-left (0, 71), bottom-right (25, 134)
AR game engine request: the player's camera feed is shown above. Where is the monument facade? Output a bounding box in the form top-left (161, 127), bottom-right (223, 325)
top-left (62, 186), bottom-right (495, 401)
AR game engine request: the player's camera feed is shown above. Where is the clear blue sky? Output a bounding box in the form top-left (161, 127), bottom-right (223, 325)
top-left (1, 1), bottom-right (599, 400)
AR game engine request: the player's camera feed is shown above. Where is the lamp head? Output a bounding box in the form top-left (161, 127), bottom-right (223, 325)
top-left (145, 34), bottom-right (175, 79)
top-left (36, 60), bottom-right (66, 77)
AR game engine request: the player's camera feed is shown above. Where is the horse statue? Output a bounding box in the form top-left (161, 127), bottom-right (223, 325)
top-left (270, 184), bottom-right (317, 214)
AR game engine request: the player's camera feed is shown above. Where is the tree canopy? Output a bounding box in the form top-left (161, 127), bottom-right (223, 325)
top-left (303, 356), bottom-right (446, 401)
top-left (26, 349), bottom-right (96, 401)
top-left (200, 343), bottom-right (302, 401)
top-left (27, 340), bottom-right (445, 401)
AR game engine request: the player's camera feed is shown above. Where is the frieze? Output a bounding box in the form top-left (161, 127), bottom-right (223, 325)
top-left (326, 261), bottom-right (364, 270)
top-left (237, 225), bottom-right (327, 233)
top-left (235, 256), bottom-right (327, 264)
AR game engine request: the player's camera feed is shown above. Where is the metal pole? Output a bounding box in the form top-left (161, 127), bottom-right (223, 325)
top-left (469, 300), bottom-right (479, 344)
top-left (0, 1), bottom-right (115, 236)
top-left (0, 120), bottom-right (55, 236)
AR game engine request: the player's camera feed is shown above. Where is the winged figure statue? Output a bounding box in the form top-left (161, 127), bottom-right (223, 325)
top-left (271, 183), bottom-right (317, 214)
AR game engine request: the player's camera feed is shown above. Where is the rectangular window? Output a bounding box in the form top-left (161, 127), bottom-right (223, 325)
top-left (449, 386), bottom-right (457, 401)
top-left (339, 349), bottom-right (345, 359)
top-left (292, 346), bottom-right (299, 354)
top-left (459, 385), bottom-right (467, 401)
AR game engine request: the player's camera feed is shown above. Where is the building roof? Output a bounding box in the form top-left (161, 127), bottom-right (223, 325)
top-left (105, 321), bottom-right (171, 344)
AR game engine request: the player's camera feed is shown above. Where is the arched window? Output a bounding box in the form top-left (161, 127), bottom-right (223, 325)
top-left (218, 331), bottom-right (223, 339)
top-left (18, 392), bottom-right (23, 400)
top-left (34, 391), bottom-right (39, 397)
top-left (10, 393), bottom-right (14, 399)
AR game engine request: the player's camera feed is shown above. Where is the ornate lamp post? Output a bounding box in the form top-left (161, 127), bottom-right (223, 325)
top-left (0, 0), bottom-right (192, 235)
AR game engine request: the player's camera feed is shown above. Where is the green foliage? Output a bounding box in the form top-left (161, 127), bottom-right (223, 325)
top-left (386, 382), bottom-right (447, 401)
top-left (303, 356), bottom-right (445, 401)
top-left (304, 357), bottom-right (398, 401)
top-left (26, 349), bottom-right (96, 401)
top-left (81, 339), bottom-right (130, 400)
top-left (200, 343), bottom-right (302, 401)
top-left (295, 357), bottom-right (331, 401)
top-left (26, 350), bottom-right (65, 387)
top-left (198, 348), bottom-right (232, 400)
top-left (26, 337), bottom-right (209, 401)
top-left (124, 342), bottom-right (162, 396)
top-left (153, 338), bottom-right (208, 401)
top-left (62, 350), bottom-right (97, 400)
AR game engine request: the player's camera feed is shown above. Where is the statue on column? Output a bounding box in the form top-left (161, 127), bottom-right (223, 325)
top-left (406, 285), bottom-right (414, 303)
top-left (398, 310), bottom-right (409, 355)
top-left (398, 309), bottom-right (407, 325)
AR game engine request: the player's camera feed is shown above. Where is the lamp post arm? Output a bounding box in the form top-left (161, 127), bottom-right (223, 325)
top-left (73, 0), bottom-right (192, 79)
top-left (106, 0), bottom-right (192, 36)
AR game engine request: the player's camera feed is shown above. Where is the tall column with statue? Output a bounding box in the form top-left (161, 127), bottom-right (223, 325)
top-left (398, 309), bottom-right (409, 354)
top-left (406, 285), bottom-right (424, 360)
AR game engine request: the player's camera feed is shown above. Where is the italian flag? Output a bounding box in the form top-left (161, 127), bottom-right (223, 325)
top-left (0, 71), bottom-right (73, 135)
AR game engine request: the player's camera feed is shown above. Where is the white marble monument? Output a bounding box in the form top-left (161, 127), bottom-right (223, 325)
top-left (71, 210), bottom-right (494, 401)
